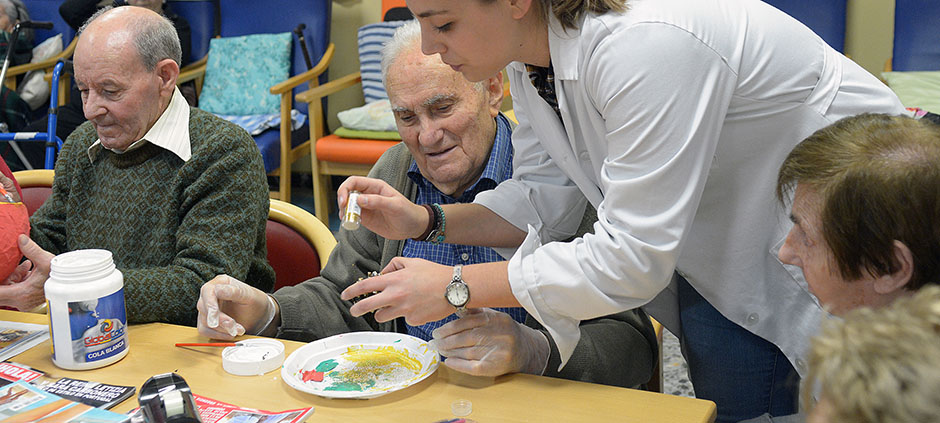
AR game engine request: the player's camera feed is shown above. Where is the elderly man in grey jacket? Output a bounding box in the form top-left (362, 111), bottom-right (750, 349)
top-left (196, 21), bottom-right (656, 386)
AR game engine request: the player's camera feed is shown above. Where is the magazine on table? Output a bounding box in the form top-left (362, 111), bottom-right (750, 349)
top-left (0, 321), bottom-right (49, 362)
top-left (0, 361), bottom-right (136, 409)
top-left (127, 393), bottom-right (315, 423)
top-left (0, 380), bottom-right (130, 422)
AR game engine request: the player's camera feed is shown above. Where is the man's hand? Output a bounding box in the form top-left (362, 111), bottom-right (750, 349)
top-left (0, 236), bottom-right (53, 310)
top-left (0, 174), bottom-right (20, 203)
top-left (429, 308), bottom-right (550, 377)
top-left (336, 176), bottom-right (428, 240)
top-left (196, 275), bottom-right (274, 339)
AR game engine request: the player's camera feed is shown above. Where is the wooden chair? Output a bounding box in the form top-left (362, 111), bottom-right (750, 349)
top-left (645, 318), bottom-right (665, 393)
top-left (296, 0), bottom-right (408, 226)
top-left (267, 199), bottom-right (336, 291)
top-left (11, 169), bottom-right (54, 216)
top-left (177, 0), bottom-right (335, 203)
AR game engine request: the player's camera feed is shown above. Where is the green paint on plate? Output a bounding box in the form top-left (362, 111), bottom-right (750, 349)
top-left (315, 358), bottom-right (339, 372)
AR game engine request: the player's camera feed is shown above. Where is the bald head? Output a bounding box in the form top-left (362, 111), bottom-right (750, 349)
top-left (79, 6), bottom-right (182, 71)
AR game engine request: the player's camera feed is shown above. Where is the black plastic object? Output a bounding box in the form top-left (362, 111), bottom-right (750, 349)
top-left (138, 373), bottom-right (203, 423)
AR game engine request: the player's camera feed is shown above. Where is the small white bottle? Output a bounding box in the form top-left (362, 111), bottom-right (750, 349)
top-left (45, 249), bottom-right (129, 370)
top-left (342, 191), bottom-right (361, 230)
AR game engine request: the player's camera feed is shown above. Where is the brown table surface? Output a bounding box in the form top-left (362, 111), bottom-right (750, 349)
top-left (2, 309), bottom-right (716, 422)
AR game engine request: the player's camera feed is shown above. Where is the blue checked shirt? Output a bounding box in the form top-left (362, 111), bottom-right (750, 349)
top-left (402, 114), bottom-right (527, 341)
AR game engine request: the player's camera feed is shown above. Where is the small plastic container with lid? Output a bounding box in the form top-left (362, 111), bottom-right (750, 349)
top-left (45, 249), bottom-right (129, 370)
top-left (342, 190), bottom-right (362, 230)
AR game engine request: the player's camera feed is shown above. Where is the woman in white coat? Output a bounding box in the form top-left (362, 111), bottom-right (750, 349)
top-left (338, 0), bottom-right (903, 421)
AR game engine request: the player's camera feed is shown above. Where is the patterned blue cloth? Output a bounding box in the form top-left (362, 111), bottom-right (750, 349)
top-left (214, 109), bottom-right (307, 136)
top-left (402, 114), bottom-right (527, 341)
top-left (200, 32), bottom-right (292, 115)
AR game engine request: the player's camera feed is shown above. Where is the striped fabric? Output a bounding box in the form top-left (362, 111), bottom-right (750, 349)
top-left (357, 21), bottom-right (409, 104)
top-left (214, 109), bottom-right (306, 136)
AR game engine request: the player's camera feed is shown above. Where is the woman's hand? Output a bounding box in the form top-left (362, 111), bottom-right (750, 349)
top-left (341, 257), bottom-right (455, 325)
top-left (336, 176), bottom-right (428, 240)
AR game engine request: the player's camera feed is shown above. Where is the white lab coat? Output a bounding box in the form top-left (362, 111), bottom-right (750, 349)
top-left (474, 0), bottom-right (903, 370)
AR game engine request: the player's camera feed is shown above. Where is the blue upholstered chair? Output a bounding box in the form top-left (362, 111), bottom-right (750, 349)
top-left (761, 0), bottom-right (847, 52)
top-left (178, 0), bottom-right (335, 202)
top-left (25, 0), bottom-right (76, 46)
top-left (166, 0), bottom-right (217, 67)
top-left (888, 0), bottom-right (940, 71)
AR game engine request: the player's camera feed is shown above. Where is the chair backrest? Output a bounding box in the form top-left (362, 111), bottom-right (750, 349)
top-left (762, 0), bottom-right (847, 52)
top-left (24, 0), bottom-right (77, 47)
top-left (382, 0), bottom-right (407, 19)
top-left (11, 170), bottom-right (54, 216)
top-left (266, 199), bottom-right (337, 291)
top-left (217, 0), bottom-right (332, 116)
top-left (892, 0), bottom-right (940, 71)
top-left (166, 0), bottom-right (218, 66)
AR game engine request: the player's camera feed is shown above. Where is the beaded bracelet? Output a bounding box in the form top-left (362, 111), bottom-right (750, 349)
top-left (430, 203), bottom-right (446, 244)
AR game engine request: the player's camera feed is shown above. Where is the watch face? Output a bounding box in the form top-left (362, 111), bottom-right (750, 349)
top-left (445, 282), bottom-right (470, 307)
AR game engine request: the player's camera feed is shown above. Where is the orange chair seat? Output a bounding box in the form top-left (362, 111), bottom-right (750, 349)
top-left (315, 135), bottom-right (399, 165)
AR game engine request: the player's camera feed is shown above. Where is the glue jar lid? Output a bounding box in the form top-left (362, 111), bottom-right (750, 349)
top-left (49, 249), bottom-right (117, 282)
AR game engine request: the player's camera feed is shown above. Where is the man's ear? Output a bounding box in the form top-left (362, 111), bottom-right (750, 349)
top-left (154, 58), bottom-right (180, 94)
top-left (874, 240), bottom-right (915, 294)
top-left (485, 71), bottom-right (504, 118)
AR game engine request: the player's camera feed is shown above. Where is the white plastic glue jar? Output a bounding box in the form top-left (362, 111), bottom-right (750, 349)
top-left (45, 249), bottom-right (129, 370)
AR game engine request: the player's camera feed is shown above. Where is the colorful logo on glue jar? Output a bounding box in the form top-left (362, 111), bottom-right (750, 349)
top-left (84, 319), bottom-right (125, 348)
top-left (67, 291), bottom-right (128, 363)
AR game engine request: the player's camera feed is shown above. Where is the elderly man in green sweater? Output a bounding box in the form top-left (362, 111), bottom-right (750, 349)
top-left (0, 6), bottom-right (274, 325)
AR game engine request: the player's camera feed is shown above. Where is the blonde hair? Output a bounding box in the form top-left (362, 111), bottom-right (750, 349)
top-left (478, 0), bottom-right (627, 29)
top-left (541, 0), bottom-right (627, 29)
top-left (804, 285), bottom-right (940, 422)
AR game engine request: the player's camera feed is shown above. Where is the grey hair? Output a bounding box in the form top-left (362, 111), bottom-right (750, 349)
top-left (380, 20), bottom-right (422, 82)
top-left (0, 0), bottom-right (32, 41)
top-left (0, 0), bottom-right (16, 23)
top-left (380, 19), bottom-right (484, 92)
top-left (79, 6), bottom-right (182, 70)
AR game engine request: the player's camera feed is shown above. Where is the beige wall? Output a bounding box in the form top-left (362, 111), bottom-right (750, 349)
top-left (326, 0), bottom-right (382, 131)
top-left (845, 0), bottom-right (895, 76)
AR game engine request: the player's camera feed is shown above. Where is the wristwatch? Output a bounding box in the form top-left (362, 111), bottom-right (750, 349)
top-left (444, 264), bottom-right (470, 312)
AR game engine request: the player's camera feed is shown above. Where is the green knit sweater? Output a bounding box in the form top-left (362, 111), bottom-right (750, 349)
top-left (31, 108), bottom-right (274, 326)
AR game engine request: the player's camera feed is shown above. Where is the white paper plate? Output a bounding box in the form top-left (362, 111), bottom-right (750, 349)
top-left (281, 331), bottom-right (439, 399)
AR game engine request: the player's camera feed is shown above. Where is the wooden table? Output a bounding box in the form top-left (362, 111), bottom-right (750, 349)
top-left (3, 310), bottom-right (716, 422)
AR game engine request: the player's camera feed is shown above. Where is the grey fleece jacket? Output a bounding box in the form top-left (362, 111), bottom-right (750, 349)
top-left (272, 142), bottom-right (657, 388)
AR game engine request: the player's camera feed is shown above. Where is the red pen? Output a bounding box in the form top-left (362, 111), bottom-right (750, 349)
top-left (174, 342), bottom-right (238, 347)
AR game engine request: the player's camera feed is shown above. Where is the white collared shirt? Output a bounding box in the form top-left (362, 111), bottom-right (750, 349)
top-left (474, 0), bottom-right (903, 370)
top-left (87, 87), bottom-right (191, 162)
